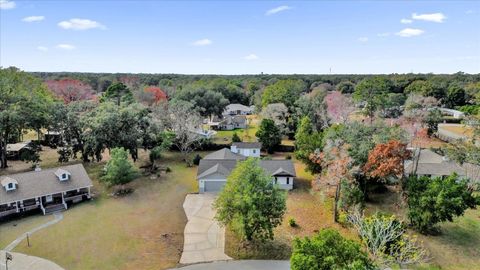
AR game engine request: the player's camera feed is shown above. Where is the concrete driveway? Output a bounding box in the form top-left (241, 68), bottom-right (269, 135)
top-left (0, 251), bottom-right (64, 270)
top-left (180, 193), bottom-right (232, 264)
top-left (173, 260), bottom-right (290, 270)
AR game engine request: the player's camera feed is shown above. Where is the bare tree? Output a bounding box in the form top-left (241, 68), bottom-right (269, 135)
top-left (153, 100), bottom-right (203, 165)
top-left (261, 103), bottom-right (290, 136)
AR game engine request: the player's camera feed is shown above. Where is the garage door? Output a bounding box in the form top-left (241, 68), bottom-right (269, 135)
top-left (204, 180), bottom-right (226, 192)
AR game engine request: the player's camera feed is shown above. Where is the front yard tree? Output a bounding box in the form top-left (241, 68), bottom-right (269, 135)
top-left (256, 119), bottom-right (281, 154)
top-left (231, 132), bottom-right (241, 142)
top-left (363, 140), bottom-right (411, 182)
top-left (102, 147), bottom-right (138, 186)
top-left (0, 67), bottom-right (54, 168)
top-left (405, 174), bottom-right (480, 234)
top-left (214, 158), bottom-right (287, 241)
top-left (291, 228), bottom-right (375, 270)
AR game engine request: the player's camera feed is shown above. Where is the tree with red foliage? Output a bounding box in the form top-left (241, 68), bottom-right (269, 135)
top-left (45, 78), bottom-right (94, 104)
top-left (144, 86), bottom-right (168, 105)
top-left (363, 140), bottom-right (411, 181)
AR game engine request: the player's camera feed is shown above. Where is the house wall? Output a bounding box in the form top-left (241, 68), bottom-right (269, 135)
top-left (273, 176), bottom-right (294, 190)
top-left (238, 148), bottom-right (261, 157)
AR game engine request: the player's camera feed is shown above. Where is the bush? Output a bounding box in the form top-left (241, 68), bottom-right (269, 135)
top-left (192, 154), bottom-right (202, 165)
top-left (288, 217), bottom-right (297, 227)
top-left (232, 132), bottom-right (241, 142)
top-left (291, 228), bottom-right (375, 270)
top-left (165, 167), bottom-right (171, 173)
top-left (405, 174), bottom-right (480, 234)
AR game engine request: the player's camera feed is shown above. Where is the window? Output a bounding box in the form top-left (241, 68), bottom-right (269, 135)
top-left (286, 177), bottom-right (290, 185)
top-left (253, 149), bottom-right (256, 154)
top-left (46, 195), bottom-right (53, 203)
top-left (274, 177), bottom-right (277, 184)
top-left (8, 183), bottom-right (13, 189)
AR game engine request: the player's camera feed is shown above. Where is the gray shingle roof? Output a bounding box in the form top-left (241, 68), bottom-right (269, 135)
top-left (405, 149), bottom-right (466, 177)
top-left (0, 164), bottom-right (93, 205)
top-left (232, 142), bottom-right (262, 149)
top-left (203, 148), bottom-right (246, 160)
top-left (197, 158), bottom-right (296, 179)
top-left (225, 104), bottom-right (252, 112)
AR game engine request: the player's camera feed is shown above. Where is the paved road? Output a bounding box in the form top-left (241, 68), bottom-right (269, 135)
top-left (4, 213), bottom-right (63, 251)
top-left (174, 260), bottom-right (290, 270)
top-left (180, 194), bottom-right (231, 264)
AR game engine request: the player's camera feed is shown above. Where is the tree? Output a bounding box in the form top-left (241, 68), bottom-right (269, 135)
top-left (325, 91), bottom-right (355, 124)
top-left (261, 103), bottom-right (290, 136)
top-left (336, 81), bottom-right (355, 94)
top-left (214, 158), bottom-right (287, 241)
top-left (142, 86), bottom-right (168, 106)
top-left (444, 84), bottom-right (466, 108)
top-left (291, 228), bottom-right (375, 270)
top-left (404, 80), bottom-right (433, 95)
top-left (294, 116), bottom-right (323, 173)
top-left (353, 77), bottom-right (392, 121)
top-left (424, 108), bottom-right (442, 135)
top-left (261, 79), bottom-right (306, 109)
top-left (45, 78), bottom-right (94, 104)
top-left (231, 132), bottom-right (241, 142)
top-left (154, 100), bottom-right (203, 164)
top-left (446, 141), bottom-right (480, 188)
top-left (405, 174), bottom-right (480, 233)
top-left (0, 67), bottom-right (54, 168)
top-left (295, 87), bottom-right (330, 131)
top-left (363, 140), bottom-right (411, 181)
top-left (176, 86), bottom-right (229, 117)
top-left (348, 210), bottom-right (428, 267)
top-left (102, 147), bottom-right (139, 186)
top-left (256, 119), bottom-right (281, 154)
top-left (101, 82), bottom-right (134, 106)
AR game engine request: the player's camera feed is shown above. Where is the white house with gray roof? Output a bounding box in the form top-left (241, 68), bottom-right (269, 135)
top-left (231, 142), bottom-right (261, 158)
top-left (197, 145), bottom-right (295, 193)
top-left (223, 104), bottom-right (254, 116)
top-left (0, 164), bottom-right (93, 219)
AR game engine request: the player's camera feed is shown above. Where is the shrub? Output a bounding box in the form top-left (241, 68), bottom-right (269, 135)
top-left (288, 217), bottom-right (297, 227)
top-left (232, 132), bottom-right (241, 142)
top-left (102, 147), bottom-right (139, 186)
top-left (192, 154), bottom-right (202, 165)
top-left (291, 228), bottom-right (375, 270)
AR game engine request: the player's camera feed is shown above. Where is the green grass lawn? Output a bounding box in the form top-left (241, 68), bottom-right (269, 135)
top-left (1, 150), bottom-right (202, 270)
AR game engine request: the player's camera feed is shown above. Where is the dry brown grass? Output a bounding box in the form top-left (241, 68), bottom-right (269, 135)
top-left (440, 124), bottom-right (474, 137)
top-left (1, 149), bottom-right (202, 270)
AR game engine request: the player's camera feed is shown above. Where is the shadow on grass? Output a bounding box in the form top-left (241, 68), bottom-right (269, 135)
top-left (225, 228), bottom-right (291, 260)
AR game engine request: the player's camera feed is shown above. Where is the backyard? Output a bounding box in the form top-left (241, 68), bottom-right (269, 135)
top-left (0, 149), bottom-right (199, 270)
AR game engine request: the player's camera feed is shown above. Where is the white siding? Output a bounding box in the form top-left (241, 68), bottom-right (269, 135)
top-left (273, 176), bottom-right (294, 190)
top-left (238, 148), bottom-right (261, 157)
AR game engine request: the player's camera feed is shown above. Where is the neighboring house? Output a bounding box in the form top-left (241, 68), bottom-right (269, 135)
top-left (231, 142), bottom-right (261, 158)
top-left (0, 164), bottom-right (93, 218)
top-left (197, 145), bottom-right (296, 193)
top-left (404, 148), bottom-right (467, 179)
top-left (193, 129), bottom-right (217, 139)
top-left (209, 115), bottom-right (247, 131)
top-left (223, 104), bottom-right (254, 116)
top-left (6, 142), bottom-right (32, 160)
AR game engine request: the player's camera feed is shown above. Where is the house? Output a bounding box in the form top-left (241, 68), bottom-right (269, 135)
top-left (209, 115), bottom-right (247, 131)
top-left (223, 104), bottom-right (254, 116)
top-left (192, 129), bottom-right (217, 139)
top-left (437, 108), bottom-right (465, 119)
top-left (0, 164), bottom-right (93, 219)
top-left (404, 148), bottom-right (467, 179)
top-left (197, 145), bottom-right (295, 193)
top-left (231, 142), bottom-right (261, 158)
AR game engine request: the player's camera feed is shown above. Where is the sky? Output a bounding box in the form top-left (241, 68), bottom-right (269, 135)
top-left (1, 0), bottom-right (479, 74)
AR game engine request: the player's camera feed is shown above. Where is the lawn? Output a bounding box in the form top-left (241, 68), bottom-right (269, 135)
top-left (225, 157), bottom-right (356, 259)
top-left (1, 149), bottom-right (202, 270)
top-left (366, 188), bottom-right (480, 270)
top-left (212, 115), bottom-right (260, 145)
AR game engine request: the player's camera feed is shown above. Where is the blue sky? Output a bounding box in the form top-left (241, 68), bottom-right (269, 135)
top-left (1, 0), bottom-right (479, 74)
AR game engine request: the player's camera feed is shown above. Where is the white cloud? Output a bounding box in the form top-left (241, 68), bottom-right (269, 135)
top-left (244, 54), bottom-right (259, 60)
top-left (37, 46), bottom-right (48, 52)
top-left (357, 37), bottom-right (368, 42)
top-left (22, 16), bottom-right (45, 22)
top-left (466, 10), bottom-right (475, 14)
top-left (58, 18), bottom-right (106, 30)
top-left (400, 18), bottom-right (413, 24)
top-left (56, 44), bottom-right (76, 50)
top-left (396, 28), bottom-right (425, 37)
top-left (265, 5), bottom-right (292, 16)
top-left (192, 38), bottom-right (212, 46)
top-left (0, 0), bottom-right (15, 9)
top-left (377, 32), bottom-right (391, 37)
top-left (411, 13), bottom-right (446, 23)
